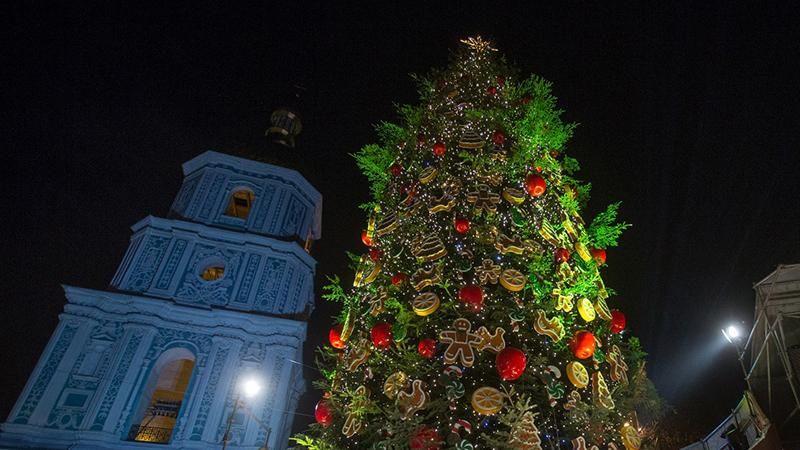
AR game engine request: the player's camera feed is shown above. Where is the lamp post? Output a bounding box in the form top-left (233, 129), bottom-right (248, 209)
top-left (721, 323), bottom-right (752, 392)
top-left (222, 377), bottom-right (262, 450)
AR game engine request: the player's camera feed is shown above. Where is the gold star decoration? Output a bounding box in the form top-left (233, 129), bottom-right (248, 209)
top-left (460, 36), bottom-right (497, 53)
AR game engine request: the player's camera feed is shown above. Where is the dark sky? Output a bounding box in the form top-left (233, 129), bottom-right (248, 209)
top-left (3, 1), bottom-right (800, 440)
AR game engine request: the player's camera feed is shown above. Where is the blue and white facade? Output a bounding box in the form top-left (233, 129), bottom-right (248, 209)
top-left (0, 151), bottom-right (322, 450)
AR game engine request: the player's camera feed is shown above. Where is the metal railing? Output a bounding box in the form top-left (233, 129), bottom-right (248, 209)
top-left (127, 424), bottom-right (174, 444)
top-left (680, 391), bottom-right (769, 450)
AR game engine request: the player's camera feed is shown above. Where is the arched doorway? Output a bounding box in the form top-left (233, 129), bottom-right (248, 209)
top-left (127, 348), bottom-right (196, 443)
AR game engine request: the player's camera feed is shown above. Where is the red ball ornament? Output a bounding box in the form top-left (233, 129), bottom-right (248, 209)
top-left (391, 272), bottom-right (409, 286)
top-left (591, 248), bottom-right (607, 265)
top-left (486, 86), bottom-right (497, 96)
top-left (329, 325), bottom-right (345, 349)
top-left (569, 330), bottom-right (597, 359)
top-left (314, 399), bottom-right (334, 427)
top-left (369, 248), bottom-right (382, 262)
top-left (458, 284), bottom-right (484, 312)
top-left (409, 427), bottom-right (441, 450)
top-left (555, 248), bottom-right (571, 263)
top-left (432, 142), bottom-right (446, 156)
top-left (492, 130), bottom-right (506, 146)
top-left (520, 94), bottom-right (532, 104)
top-left (496, 347), bottom-right (527, 381)
top-left (610, 310), bottom-right (626, 334)
top-left (371, 323), bottom-right (393, 349)
top-left (389, 162), bottom-right (403, 177)
top-left (361, 230), bottom-right (373, 247)
top-left (418, 338), bottom-right (436, 359)
top-left (525, 174), bottom-right (547, 197)
top-left (454, 217), bottom-right (470, 234)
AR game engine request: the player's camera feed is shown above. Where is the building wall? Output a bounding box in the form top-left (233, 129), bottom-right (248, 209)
top-left (2, 287), bottom-right (306, 450)
top-left (0, 151), bottom-right (320, 450)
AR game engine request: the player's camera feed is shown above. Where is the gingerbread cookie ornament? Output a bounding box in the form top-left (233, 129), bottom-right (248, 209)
top-left (475, 259), bottom-right (501, 285)
top-left (365, 290), bottom-right (388, 316)
top-left (342, 385), bottom-right (369, 437)
top-left (345, 338), bottom-right (372, 372)
top-left (412, 234), bottom-right (448, 263)
top-left (439, 318), bottom-right (482, 367)
top-left (466, 184), bottom-right (501, 214)
top-left (397, 379), bottom-right (430, 419)
top-left (607, 345), bottom-right (629, 384)
top-left (508, 411), bottom-right (542, 450)
top-left (533, 310), bottom-right (565, 342)
top-left (475, 326), bottom-right (506, 353)
top-left (411, 265), bottom-right (442, 291)
top-left (592, 371), bottom-right (615, 410)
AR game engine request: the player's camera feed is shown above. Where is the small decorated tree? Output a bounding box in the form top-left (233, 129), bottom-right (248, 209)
top-left (295, 37), bottom-right (660, 450)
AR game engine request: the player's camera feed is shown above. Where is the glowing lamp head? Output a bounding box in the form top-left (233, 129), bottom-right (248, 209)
top-left (722, 324), bottom-right (741, 343)
top-left (240, 377), bottom-right (262, 398)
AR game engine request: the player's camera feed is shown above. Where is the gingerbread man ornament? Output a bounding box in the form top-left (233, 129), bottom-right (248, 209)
top-left (439, 318), bottom-right (482, 367)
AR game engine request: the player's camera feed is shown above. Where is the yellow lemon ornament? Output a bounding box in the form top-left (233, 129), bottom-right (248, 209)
top-left (566, 361), bottom-right (590, 389)
top-left (577, 298), bottom-right (596, 322)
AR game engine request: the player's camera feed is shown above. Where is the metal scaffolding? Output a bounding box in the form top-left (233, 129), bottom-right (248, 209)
top-left (742, 264), bottom-right (800, 444)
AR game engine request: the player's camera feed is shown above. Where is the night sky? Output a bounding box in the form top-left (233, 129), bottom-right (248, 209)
top-left (4, 1), bottom-right (800, 442)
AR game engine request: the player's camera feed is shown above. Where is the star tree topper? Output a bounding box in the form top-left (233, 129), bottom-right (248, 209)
top-left (460, 36), bottom-right (498, 53)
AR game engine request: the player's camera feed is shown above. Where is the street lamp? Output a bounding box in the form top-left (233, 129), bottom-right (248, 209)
top-left (722, 324), bottom-right (741, 343)
top-left (222, 376), bottom-right (272, 450)
top-left (721, 322), bottom-right (752, 392)
top-left (240, 377), bottom-right (262, 398)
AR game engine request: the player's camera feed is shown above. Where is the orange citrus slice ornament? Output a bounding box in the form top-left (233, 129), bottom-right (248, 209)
top-left (499, 269), bottom-right (526, 292)
top-left (412, 292), bottom-right (440, 316)
top-left (471, 386), bottom-right (504, 415)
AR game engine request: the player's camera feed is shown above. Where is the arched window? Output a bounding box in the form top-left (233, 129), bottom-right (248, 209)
top-left (128, 348), bottom-right (196, 444)
top-left (224, 189), bottom-right (255, 219)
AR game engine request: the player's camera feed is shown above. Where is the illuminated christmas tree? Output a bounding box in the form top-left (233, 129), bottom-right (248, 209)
top-left (295, 37), bottom-right (659, 450)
